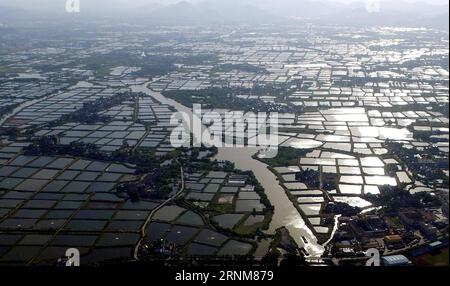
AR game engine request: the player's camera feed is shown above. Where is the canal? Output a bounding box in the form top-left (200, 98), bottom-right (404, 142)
top-left (132, 81), bottom-right (325, 258)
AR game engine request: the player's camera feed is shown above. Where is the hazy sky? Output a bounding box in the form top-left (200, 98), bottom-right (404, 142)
top-left (331, 0), bottom-right (447, 3)
top-left (0, 0), bottom-right (448, 12)
top-left (1, 0), bottom-right (449, 8)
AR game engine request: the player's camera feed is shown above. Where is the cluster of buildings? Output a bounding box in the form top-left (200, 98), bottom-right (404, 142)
top-left (330, 207), bottom-right (448, 263)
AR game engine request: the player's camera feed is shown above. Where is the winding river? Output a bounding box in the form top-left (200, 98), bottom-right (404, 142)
top-left (0, 80), bottom-right (325, 258)
top-left (131, 82), bottom-right (325, 258)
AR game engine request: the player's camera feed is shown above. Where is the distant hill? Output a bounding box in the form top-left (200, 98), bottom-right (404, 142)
top-left (233, 0), bottom-right (450, 29)
top-left (320, 1), bottom-right (450, 29)
top-left (0, 5), bottom-right (26, 21)
top-left (247, 0), bottom-right (349, 19)
top-left (143, 0), bottom-right (449, 29)
top-left (0, 0), bottom-right (448, 29)
top-left (426, 12), bottom-right (450, 30)
top-left (144, 0), bottom-right (282, 25)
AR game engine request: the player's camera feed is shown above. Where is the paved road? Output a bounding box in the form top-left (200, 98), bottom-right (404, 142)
top-left (133, 161), bottom-right (185, 260)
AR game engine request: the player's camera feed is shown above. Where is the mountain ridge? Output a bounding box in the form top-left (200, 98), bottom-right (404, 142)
top-left (0, 0), bottom-right (447, 29)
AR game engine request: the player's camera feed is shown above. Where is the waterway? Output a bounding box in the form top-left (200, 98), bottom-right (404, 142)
top-left (0, 92), bottom-right (59, 126)
top-left (132, 81), bottom-right (325, 258)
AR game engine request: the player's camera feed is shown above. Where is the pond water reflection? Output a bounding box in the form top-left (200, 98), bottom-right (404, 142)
top-left (215, 147), bottom-right (325, 258)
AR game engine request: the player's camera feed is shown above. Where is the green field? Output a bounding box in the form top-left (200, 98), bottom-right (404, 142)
top-left (414, 248), bottom-right (449, 266)
top-left (257, 147), bottom-right (311, 166)
top-left (0, 66), bottom-right (10, 73)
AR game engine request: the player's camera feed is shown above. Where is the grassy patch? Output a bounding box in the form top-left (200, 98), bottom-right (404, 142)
top-left (0, 66), bottom-right (25, 74)
top-left (257, 147), bottom-right (311, 166)
top-left (0, 66), bottom-right (9, 73)
top-left (163, 87), bottom-right (299, 113)
top-left (415, 248), bottom-right (449, 266)
top-left (206, 203), bottom-right (234, 214)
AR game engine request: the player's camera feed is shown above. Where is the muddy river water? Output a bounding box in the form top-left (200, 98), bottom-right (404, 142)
top-left (132, 82), bottom-right (325, 258)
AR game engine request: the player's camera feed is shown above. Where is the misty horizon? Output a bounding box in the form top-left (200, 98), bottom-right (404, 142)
top-left (0, 0), bottom-right (447, 30)
top-left (1, 0), bottom-right (449, 13)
